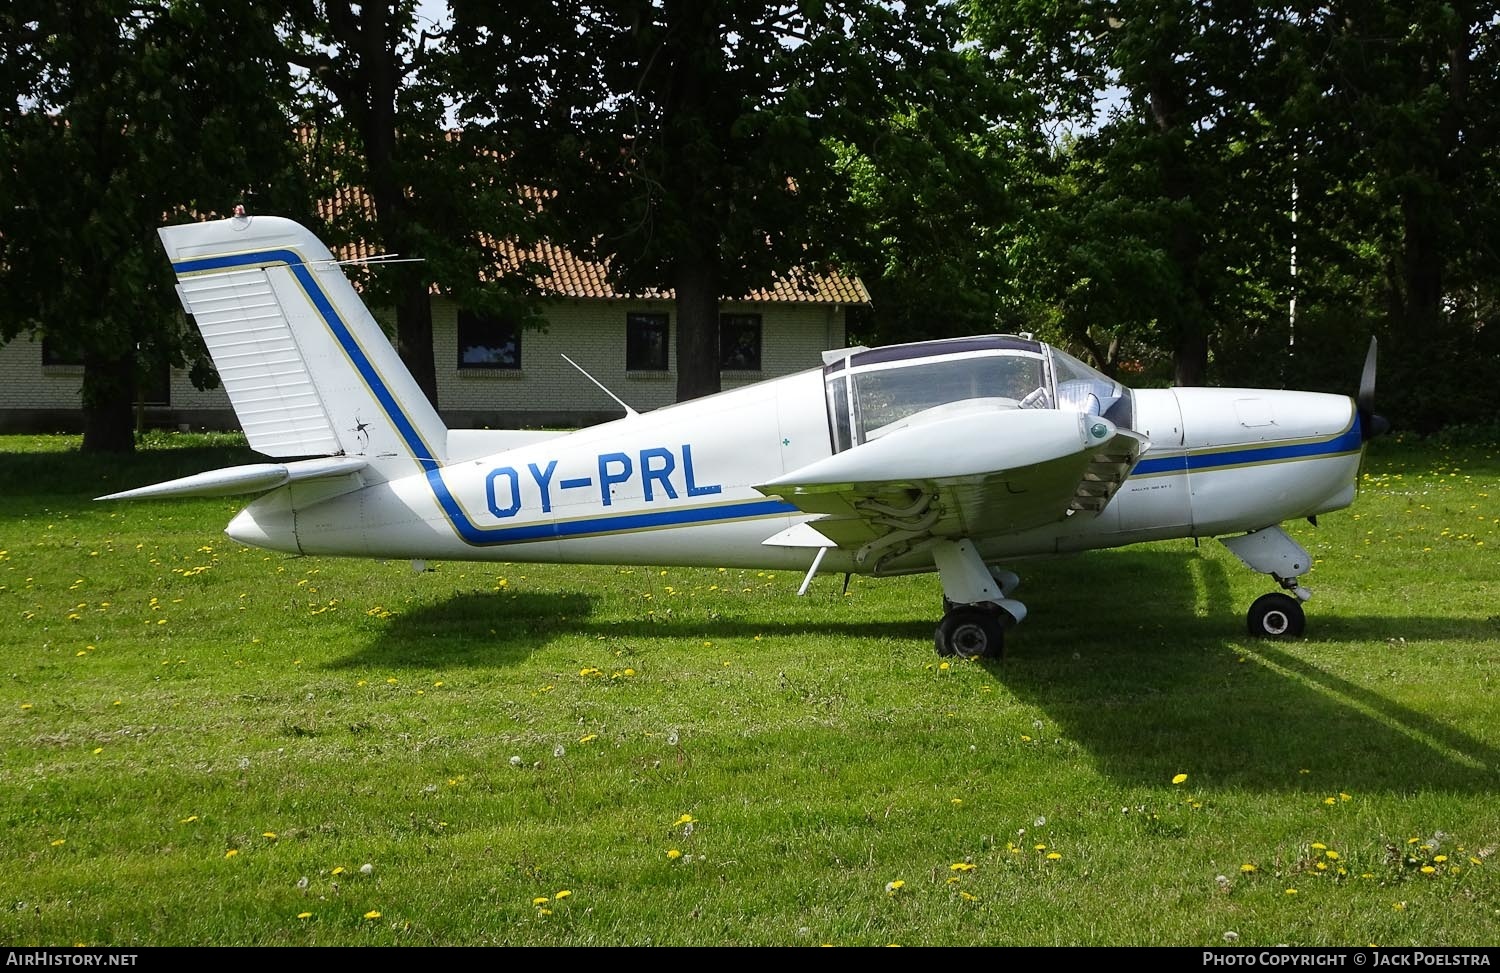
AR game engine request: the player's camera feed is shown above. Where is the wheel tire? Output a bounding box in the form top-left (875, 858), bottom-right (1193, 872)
top-left (1247, 592), bottom-right (1306, 639)
top-left (936, 606), bottom-right (1005, 660)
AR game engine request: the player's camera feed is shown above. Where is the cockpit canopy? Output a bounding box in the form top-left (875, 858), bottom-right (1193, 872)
top-left (822, 335), bottom-right (1133, 452)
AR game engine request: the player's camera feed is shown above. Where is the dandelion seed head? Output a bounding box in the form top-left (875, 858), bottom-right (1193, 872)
top-left (509, 755), bottom-right (523, 767)
top-left (1034, 815), bottom-right (1046, 827)
top-left (553, 744), bottom-right (566, 758)
top-left (360, 863), bottom-right (373, 875)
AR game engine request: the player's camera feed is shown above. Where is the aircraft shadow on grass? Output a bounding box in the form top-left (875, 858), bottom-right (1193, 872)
top-left (339, 545), bottom-right (1498, 796)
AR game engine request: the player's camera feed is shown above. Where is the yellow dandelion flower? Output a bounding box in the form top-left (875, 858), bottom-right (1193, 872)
top-left (554, 890), bottom-right (571, 900)
top-left (950, 798), bottom-right (963, 806)
top-left (262, 832), bottom-right (277, 839)
top-left (950, 862), bottom-right (976, 872)
top-left (537, 908), bottom-right (552, 916)
top-left (363, 910), bottom-right (381, 920)
top-left (331, 866), bottom-right (345, 875)
top-left (938, 661), bottom-right (950, 671)
top-left (623, 668), bottom-right (636, 677)
top-left (1033, 843), bottom-right (1047, 851)
top-left (1046, 852), bottom-right (1062, 861)
top-left (91, 747), bottom-right (102, 755)
top-left (667, 849), bottom-right (682, 859)
top-left (1315, 862), bottom-right (1328, 871)
top-left (1393, 902), bottom-right (1406, 911)
top-left (674, 814), bottom-right (696, 826)
top-left (1325, 850), bottom-right (1340, 860)
top-left (1285, 888), bottom-right (1298, 895)
top-left (885, 880), bottom-right (904, 894)
top-left (1240, 864), bottom-right (1257, 873)
top-left (1020, 734), bottom-right (1032, 742)
top-left (1434, 855), bottom-right (1448, 863)
top-left (1339, 792), bottom-right (1351, 801)
top-left (1171, 773), bottom-right (1188, 785)
top-left (959, 891), bottom-right (978, 901)
top-left (1470, 857), bottom-right (1482, 866)
top-left (1323, 797), bottom-right (1336, 805)
top-left (532, 897), bottom-right (550, 906)
top-left (1311, 843), bottom-right (1327, 850)
top-left (224, 849), bottom-right (238, 858)
top-left (20, 703), bottom-right (32, 710)
top-left (433, 681), bottom-right (444, 687)
top-left (1420, 866), bottom-right (1436, 875)
top-left (946, 876), bottom-right (960, 884)
top-left (297, 912), bottom-right (313, 920)
top-left (180, 815), bottom-right (198, 824)
top-left (50, 839), bottom-right (65, 847)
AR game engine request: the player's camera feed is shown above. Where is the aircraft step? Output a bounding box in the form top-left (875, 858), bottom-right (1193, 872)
top-left (1068, 450), bottom-right (1137, 513)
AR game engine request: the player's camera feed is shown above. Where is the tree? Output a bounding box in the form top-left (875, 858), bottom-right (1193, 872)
top-left (965, 1), bottom-right (1307, 386)
top-left (0, 0), bottom-right (298, 452)
top-left (281, 0), bottom-right (546, 413)
top-left (450, 0), bottom-right (981, 402)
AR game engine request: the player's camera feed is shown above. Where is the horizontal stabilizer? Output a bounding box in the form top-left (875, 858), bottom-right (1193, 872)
top-left (97, 456), bottom-right (368, 501)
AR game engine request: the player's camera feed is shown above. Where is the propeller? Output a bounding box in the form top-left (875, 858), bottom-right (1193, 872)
top-left (1357, 337), bottom-right (1391, 440)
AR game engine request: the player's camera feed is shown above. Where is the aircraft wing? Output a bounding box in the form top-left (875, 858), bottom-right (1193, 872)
top-left (757, 408), bottom-right (1147, 563)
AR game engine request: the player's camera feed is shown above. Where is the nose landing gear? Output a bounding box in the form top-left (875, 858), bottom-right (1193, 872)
top-left (1221, 526), bottom-right (1314, 639)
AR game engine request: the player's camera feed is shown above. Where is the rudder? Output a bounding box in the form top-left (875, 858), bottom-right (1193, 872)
top-left (159, 214), bottom-right (447, 477)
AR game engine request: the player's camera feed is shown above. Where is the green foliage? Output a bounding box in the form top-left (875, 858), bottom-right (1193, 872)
top-left (448, 1), bottom-right (988, 399)
top-left (0, 1), bottom-right (301, 451)
top-left (0, 434), bottom-right (1497, 945)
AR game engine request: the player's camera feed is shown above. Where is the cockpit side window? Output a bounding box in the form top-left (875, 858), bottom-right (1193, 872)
top-left (1048, 346), bottom-right (1134, 429)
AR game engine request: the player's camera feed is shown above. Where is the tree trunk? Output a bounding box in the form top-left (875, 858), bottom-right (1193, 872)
top-left (674, 256), bottom-right (721, 402)
top-left (80, 354), bottom-right (137, 454)
top-left (395, 268), bottom-right (439, 410)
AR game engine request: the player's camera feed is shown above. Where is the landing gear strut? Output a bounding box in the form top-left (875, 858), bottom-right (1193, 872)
top-left (931, 539), bottom-right (1024, 660)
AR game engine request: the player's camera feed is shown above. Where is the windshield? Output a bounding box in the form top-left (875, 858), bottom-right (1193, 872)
top-left (823, 335), bottom-right (1133, 451)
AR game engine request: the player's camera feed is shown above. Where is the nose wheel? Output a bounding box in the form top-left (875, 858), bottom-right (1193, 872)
top-left (1247, 592), bottom-right (1305, 638)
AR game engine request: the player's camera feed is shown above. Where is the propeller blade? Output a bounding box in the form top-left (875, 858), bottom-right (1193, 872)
top-left (1358, 337), bottom-right (1377, 416)
top-left (1357, 336), bottom-right (1390, 440)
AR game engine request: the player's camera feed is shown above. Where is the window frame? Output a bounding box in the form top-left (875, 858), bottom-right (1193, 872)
top-left (625, 312), bottom-right (670, 372)
top-left (456, 310), bottom-right (523, 371)
top-left (718, 312), bottom-right (763, 372)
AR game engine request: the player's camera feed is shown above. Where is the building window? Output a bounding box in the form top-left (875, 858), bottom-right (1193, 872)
top-left (41, 337), bottom-right (82, 366)
top-left (626, 313), bottom-right (669, 371)
top-left (719, 313), bottom-right (762, 371)
top-left (457, 311), bottom-right (521, 370)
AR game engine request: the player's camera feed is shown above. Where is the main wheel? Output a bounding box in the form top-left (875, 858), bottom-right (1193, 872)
top-left (1247, 592), bottom-right (1305, 638)
top-left (935, 606), bottom-right (1005, 660)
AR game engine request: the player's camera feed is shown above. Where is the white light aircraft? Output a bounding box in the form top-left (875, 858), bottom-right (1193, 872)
top-left (104, 214), bottom-right (1389, 658)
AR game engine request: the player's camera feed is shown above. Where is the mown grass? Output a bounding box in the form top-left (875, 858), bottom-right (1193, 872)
top-left (0, 431), bottom-right (1496, 946)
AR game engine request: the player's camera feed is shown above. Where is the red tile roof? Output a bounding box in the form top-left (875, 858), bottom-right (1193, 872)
top-left (319, 184), bottom-right (869, 306)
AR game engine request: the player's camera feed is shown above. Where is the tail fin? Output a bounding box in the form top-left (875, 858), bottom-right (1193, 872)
top-left (158, 214), bottom-right (447, 477)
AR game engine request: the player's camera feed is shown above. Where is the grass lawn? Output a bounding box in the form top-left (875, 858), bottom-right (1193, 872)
top-left (0, 430), bottom-right (1496, 946)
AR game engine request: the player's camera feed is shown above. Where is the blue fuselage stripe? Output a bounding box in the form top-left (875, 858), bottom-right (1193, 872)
top-left (175, 248), bottom-right (794, 546)
top-left (1132, 422), bottom-right (1362, 477)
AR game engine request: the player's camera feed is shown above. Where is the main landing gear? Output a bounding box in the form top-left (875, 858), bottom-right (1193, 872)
top-left (1221, 526), bottom-right (1313, 639)
top-left (931, 539), bottom-right (1023, 660)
